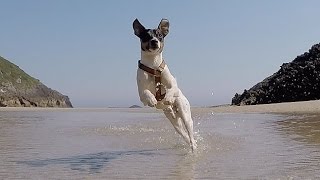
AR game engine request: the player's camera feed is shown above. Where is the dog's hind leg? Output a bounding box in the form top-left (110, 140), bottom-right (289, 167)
top-left (163, 107), bottom-right (190, 144)
top-left (175, 98), bottom-right (197, 152)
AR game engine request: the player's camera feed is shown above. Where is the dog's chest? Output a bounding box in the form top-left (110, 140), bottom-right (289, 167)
top-left (138, 69), bottom-right (166, 95)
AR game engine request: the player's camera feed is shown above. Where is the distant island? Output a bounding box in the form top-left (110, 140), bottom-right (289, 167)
top-left (0, 56), bottom-right (72, 107)
top-left (129, 105), bottom-right (142, 108)
top-left (232, 43), bottom-right (320, 106)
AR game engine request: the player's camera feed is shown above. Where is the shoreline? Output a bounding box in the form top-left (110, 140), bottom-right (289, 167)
top-left (197, 100), bottom-right (320, 114)
top-left (0, 100), bottom-right (320, 114)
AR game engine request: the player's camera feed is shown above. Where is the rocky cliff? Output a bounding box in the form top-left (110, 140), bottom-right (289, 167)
top-left (232, 43), bottom-right (320, 106)
top-left (0, 56), bottom-right (73, 107)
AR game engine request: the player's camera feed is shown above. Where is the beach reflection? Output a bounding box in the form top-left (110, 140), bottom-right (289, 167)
top-left (276, 114), bottom-right (320, 146)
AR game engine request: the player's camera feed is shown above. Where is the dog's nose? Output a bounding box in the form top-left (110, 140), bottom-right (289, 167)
top-left (150, 40), bottom-right (158, 46)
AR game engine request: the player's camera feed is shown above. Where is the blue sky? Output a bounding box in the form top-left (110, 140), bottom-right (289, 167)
top-left (1, 1), bottom-right (320, 107)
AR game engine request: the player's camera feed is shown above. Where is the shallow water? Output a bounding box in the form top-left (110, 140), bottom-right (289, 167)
top-left (0, 108), bottom-right (320, 179)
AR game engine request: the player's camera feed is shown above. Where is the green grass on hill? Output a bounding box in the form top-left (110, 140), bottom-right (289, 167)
top-left (0, 56), bottom-right (40, 90)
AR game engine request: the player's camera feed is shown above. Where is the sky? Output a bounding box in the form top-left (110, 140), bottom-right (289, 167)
top-left (1, 0), bottom-right (320, 107)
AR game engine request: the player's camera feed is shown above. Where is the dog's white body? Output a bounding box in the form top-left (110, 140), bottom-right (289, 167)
top-left (134, 19), bottom-right (196, 151)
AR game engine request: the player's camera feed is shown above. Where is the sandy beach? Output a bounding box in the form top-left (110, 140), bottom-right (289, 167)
top-left (204, 100), bottom-right (320, 114)
top-left (1, 100), bottom-right (320, 114)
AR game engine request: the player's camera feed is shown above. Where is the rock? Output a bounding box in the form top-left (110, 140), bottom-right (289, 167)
top-left (0, 56), bottom-right (73, 108)
top-left (232, 43), bottom-right (320, 105)
top-left (129, 105), bottom-right (142, 108)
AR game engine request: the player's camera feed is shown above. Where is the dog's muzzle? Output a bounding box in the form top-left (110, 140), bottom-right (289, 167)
top-left (150, 40), bottom-right (159, 49)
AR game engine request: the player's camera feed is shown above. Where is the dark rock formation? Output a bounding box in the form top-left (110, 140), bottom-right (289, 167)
top-left (129, 105), bottom-right (142, 108)
top-left (0, 56), bottom-right (73, 107)
top-left (232, 43), bottom-right (320, 106)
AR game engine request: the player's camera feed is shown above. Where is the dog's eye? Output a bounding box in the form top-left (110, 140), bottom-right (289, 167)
top-left (157, 32), bottom-right (163, 41)
top-left (155, 29), bottom-right (162, 36)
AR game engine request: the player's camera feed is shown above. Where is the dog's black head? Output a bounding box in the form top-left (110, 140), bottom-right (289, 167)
top-left (133, 19), bottom-right (169, 53)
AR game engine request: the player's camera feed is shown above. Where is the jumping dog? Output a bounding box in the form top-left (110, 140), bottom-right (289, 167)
top-left (133, 19), bottom-right (196, 151)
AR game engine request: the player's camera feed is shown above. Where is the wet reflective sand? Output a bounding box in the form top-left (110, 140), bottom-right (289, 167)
top-left (0, 108), bottom-right (320, 179)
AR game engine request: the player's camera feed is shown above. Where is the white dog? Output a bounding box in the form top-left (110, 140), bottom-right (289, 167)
top-left (133, 19), bottom-right (196, 151)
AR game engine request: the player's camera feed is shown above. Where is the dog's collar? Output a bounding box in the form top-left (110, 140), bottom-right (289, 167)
top-left (138, 60), bottom-right (166, 77)
top-left (138, 60), bottom-right (166, 101)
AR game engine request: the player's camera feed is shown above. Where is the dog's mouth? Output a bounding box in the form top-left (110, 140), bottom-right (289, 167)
top-left (150, 44), bottom-right (159, 50)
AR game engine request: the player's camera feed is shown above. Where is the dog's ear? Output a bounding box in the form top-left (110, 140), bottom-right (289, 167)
top-left (133, 19), bottom-right (146, 37)
top-left (158, 19), bottom-right (169, 37)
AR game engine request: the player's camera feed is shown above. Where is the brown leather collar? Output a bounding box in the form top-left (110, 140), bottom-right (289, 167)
top-left (138, 60), bottom-right (166, 101)
top-left (138, 60), bottom-right (166, 77)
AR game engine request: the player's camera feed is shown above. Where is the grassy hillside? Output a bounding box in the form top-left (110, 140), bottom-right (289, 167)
top-left (0, 56), bottom-right (40, 91)
top-left (0, 56), bottom-right (72, 107)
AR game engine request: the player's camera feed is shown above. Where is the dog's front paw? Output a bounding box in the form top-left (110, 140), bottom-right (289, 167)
top-left (163, 95), bottom-right (175, 105)
top-left (146, 96), bottom-right (158, 107)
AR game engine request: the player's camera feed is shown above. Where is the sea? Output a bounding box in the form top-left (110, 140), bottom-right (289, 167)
top-left (0, 108), bottom-right (320, 179)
